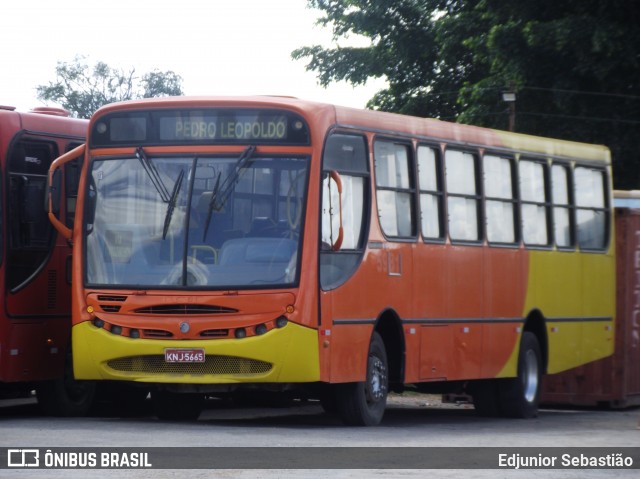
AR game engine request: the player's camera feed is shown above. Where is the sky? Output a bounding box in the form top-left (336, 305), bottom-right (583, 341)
top-left (0, 0), bottom-right (386, 113)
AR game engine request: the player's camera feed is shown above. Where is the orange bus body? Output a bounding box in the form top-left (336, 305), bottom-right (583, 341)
top-left (51, 96), bottom-right (615, 424)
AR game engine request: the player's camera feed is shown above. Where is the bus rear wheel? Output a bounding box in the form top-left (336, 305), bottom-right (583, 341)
top-left (472, 332), bottom-right (542, 418)
top-left (498, 332), bottom-right (542, 418)
top-left (336, 332), bottom-right (388, 426)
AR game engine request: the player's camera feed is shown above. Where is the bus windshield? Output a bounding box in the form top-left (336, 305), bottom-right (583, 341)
top-left (85, 152), bottom-right (308, 288)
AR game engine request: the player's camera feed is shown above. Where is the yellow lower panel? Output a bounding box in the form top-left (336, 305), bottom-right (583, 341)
top-left (546, 321), bottom-right (614, 374)
top-left (72, 321), bottom-right (320, 383)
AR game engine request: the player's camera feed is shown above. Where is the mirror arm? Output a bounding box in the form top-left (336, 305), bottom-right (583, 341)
top-left (48, 144), bottom-right (85, 241)
top-left (329, 170), bottom-right (344, 251)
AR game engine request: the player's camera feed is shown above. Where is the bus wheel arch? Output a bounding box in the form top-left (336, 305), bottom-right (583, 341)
top-left (523, 309), bottom-right (548, 375)
top-left (374, 309), bottom-right (405, 392)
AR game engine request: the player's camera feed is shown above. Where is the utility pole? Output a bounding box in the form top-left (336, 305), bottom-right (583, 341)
top-left (502, 89), bottom-right (516, 132)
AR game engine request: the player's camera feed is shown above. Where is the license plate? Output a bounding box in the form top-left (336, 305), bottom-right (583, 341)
top-left (164, 348), bottom-right (205, 363)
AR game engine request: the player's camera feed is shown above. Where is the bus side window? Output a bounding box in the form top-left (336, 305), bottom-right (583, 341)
top-left (574, 166), bottom-right (608, 250)
top-left (417, 145), bottom-right (444, 240)
top-left (320, 133), bottom-right (369, 290)
top-left (484, 154), bottom-right (517, 244)
top-left (520, 159), bottom-right (550, 246)
top-left (374, 140), bottom-right (416, 238)
top-left (445, 149), bottom-right (481, 242)
top-left (551, 163), bottom-right (574, 248)
top-left (7, 139), bottom-right (58, 291)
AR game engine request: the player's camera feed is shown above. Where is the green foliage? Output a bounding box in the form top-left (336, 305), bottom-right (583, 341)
top-left (294, 0), bottom-right (640, 188)
top-left (36, 56), bottom-right (184, 119)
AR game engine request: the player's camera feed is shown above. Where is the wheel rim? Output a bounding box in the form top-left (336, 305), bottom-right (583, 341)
top-left (366, 355), bottom-right (387, 403)
top-left (522, 349), bottom-right (539, 403)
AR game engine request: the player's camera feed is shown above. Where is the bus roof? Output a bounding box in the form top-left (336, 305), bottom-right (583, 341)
top-left (90, 96), bottom-right (611, 163)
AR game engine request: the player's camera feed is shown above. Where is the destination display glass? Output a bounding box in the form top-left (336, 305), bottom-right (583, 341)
top-left (90, 109), bottom-right (310, 147)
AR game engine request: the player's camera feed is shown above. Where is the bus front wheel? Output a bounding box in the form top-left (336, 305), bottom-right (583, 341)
top-left (336, 332), bottom-right (388, 426)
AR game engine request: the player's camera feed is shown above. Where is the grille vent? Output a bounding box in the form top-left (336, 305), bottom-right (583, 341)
top-left (47, 270), bottom-right (57, 309)
top-left (97, 295), bottom-right (127, 302)
top-left (107, 355), bottom-right (272, 376)
top-left (142, 329), bottom-right (174, 338)
top-left (200, 329), bottom-right (230, 338)
top-left (100, 305), bottom-right (122, 313)
top-left (134, 304), bottom-right (238, 315)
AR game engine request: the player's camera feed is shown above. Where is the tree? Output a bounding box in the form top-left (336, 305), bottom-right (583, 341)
top-left (36, 56), bottom-right (184, 119)
top-left (293, 0), bottom-right (640, 189)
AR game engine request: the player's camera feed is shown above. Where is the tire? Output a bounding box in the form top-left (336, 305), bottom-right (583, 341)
top-left (36, 349), bottom-right (96, 417)
top-left (152, 391), bottom-right (204, 421)
top-left (498, 332), bottom-right (542, 418)
top-left (336, 332), bottom-right (388, 426)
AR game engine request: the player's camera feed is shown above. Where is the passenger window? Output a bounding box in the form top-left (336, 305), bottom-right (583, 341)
top-left (574, 167), bottom-right (608, 250)
top-left (484, 155), bottom-right (516, 244)
top-left (374, 141), bottom-right (415, 238)
top-left (417, 146), bottom-right (443, 240)
top-left (551, 164), bottom-right (573, 248)
top-left (445, 150), bottom-right (480, 241)
top-left (519, 160), bottom-right (549, 246)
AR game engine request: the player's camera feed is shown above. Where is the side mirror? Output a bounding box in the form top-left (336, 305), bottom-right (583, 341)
top-left (322, 170), bottom-right (344, 251)
top-left (48, 144), bottom-right (85, 241)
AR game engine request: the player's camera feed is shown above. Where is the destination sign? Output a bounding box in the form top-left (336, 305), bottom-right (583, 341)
top-left (90, 108), bottom-right (310, 147)
top-left (161, 115), bottom-right (288, 141)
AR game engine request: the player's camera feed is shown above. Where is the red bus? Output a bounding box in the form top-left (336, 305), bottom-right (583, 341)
top-left (49, 96), bottom-right (615, 425)
top-left (0, 105), bottom-right (95, 415)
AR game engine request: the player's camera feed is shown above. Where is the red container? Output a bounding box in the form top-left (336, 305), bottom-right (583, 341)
top-left (541, 208), bottom-right (640, 408)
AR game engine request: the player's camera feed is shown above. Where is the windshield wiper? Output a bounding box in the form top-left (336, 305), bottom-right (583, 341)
top-left (136, 147), bottom-right (185, 239)
top-left (162, 169), bottom-right (185, 239)
top-left (203, 145), bottom-right (256, 240)
top-left (136, 147), bottom-right (170, 202)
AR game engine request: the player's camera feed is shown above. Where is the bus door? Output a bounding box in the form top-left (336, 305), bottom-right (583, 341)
top-left (3, 137), bottom-right (68, 380)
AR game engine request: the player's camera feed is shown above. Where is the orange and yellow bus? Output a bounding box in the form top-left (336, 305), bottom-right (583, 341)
top-left (48, 96), bottom-right (614, 425)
